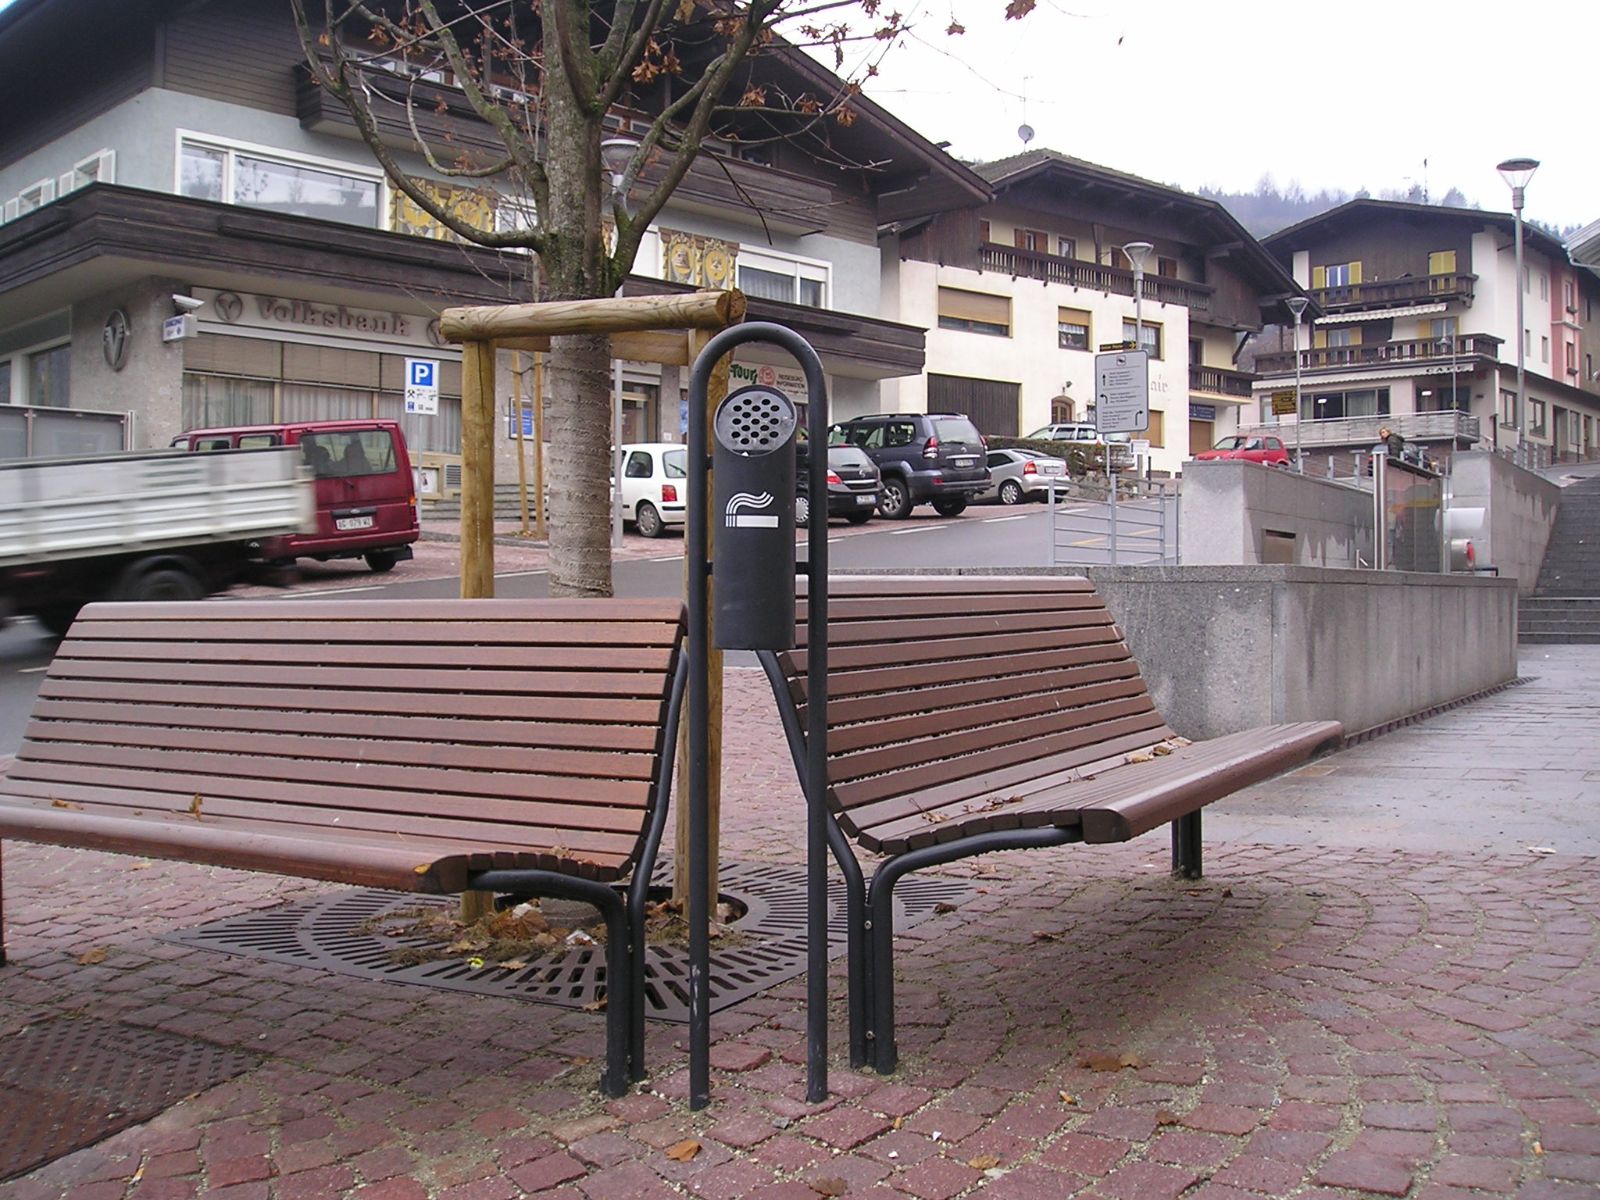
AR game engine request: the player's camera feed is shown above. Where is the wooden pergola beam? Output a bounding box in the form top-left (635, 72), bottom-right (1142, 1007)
top-left (440, 291), bottom-right (745, 343)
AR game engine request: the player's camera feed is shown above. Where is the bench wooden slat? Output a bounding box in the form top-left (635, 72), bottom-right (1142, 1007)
top-left (0, 782), bottom-right (645, 864)
top-left (785, 620), bottom-right (1121, 674)
top-left (68, 597), bottom-right (685, 623)
top-left (37, 679), bottom-right (666, 725)
top-left (22, 721), bottom-right (661, 779)
top-left (830, 693), bottom-right (1160, 786)
top-left (796, 606), bottom-right (1115, 647)
top-left (42, 660), bottom-right (673, 698)
top-left (68, 618), bottom-right (681, 648)
top-left (797, 591), bottom-right (1108, 622)
top-left (58, 640), bottom-right (676, 673)
top-left (814, 659), bottom-right (1143, 729)
top-left (821, 576), bottom-right (1098, 597)
top-left (789, 640), bottom-right (1134, 703)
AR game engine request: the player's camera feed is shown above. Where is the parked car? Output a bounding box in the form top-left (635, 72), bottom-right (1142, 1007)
top-left (796, 442), bottom-right (881, 527)
top-left (177, 419), bottom-right (418, 572)
top-left (978, 448), bottom-right (1068, 504)
top-left (618, 442), bottom-right (687, 537)
top-left (1193, 435), bottom-right (1290, 466)
top-left (828, 413), bottom-right (989, 518)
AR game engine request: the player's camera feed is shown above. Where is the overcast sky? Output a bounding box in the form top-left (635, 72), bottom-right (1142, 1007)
top-left (835, 0), bottom-right (1594, 233)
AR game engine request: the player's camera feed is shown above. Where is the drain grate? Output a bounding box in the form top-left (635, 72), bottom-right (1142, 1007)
top-left (167, 860), bottom-right (970, 1022)
top-left (0, 1018), bottom-right (256, 1182)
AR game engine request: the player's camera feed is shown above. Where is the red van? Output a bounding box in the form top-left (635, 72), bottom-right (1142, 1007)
top-left (177, 420), bottom-right (419, 572)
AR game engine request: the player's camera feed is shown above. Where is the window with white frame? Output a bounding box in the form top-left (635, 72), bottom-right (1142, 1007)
top-left (177, 135), bottom-right (382, 229)
top-left (736, 248), bottom-right (828, 308)
top-left (1121, 318), bottom-right (1161, 359)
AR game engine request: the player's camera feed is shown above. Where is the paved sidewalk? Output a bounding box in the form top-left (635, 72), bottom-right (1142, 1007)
top-left (2, 651), bottom-right (1598, 1199)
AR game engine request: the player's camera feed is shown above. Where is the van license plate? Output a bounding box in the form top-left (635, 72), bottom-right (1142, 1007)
top-left (336, 516), bottom-right (375, 531)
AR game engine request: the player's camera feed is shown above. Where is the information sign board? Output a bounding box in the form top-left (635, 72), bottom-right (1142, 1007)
top-left (1093, 349), bottom-right (1149, 434)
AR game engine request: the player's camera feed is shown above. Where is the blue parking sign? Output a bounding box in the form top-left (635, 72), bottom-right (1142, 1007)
top-left (404, 358), bottom-right (440, 415)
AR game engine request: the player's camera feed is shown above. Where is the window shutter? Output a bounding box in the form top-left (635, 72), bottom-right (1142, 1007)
top-left (1349, 261), bottom-right (1363, 285)
top-left (3, 200), bottom-right (17, 222)
top-left (938, 288), bottom-right (1011, 327)
top-left (1311, 266), bottom-right (1326, 289)
top-left (58, 173), bottom-right (75, 195)
top-left (1313, 329), bottom-right (1327, 349)
top-left (1428, 250), bottom-right (1455, 275)
top-left (1348, 327), bottom-right (1362, 346)
top-left (1014, 228), bottom-right (1027, 249)
top-left (95, 150), bottom-right (115, 184)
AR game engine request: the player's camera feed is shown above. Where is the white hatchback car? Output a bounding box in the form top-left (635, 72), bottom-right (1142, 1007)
top-left (618, 443), bottom-right (688, 538)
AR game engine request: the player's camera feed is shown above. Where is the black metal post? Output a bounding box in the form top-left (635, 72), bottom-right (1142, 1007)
top-left (687, 322), bottom-right (830, 1106)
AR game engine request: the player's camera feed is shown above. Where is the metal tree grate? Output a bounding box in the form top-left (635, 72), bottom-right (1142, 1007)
top-left (0, 1018), bottom-right (256, 1182)
top-left (166, 860), bottom-right (970, 1022)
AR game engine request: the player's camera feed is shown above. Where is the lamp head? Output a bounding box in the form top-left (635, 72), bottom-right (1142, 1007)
top-left (1496, 157), bottom-right (1539, 192)
top-left (600, 136), bottom-right (638, 182)
top-left (1120, 241), bottom-right (1154, 273)
top-left (1284, 295), bottom-right (1310, 322)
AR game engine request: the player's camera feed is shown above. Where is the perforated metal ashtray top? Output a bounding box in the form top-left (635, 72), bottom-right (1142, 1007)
top-left (166, 860), bottom-right (970, 1022)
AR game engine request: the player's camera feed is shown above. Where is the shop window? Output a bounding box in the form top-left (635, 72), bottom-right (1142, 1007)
top-left (939, 288), bottom-right (1011, 337)
top-left (177, 135), bottom-right (382, 229)
top-left (1121, 319), bottom-right (1161, 359)
top-left (1057, 307), bottom-right (1091, 351)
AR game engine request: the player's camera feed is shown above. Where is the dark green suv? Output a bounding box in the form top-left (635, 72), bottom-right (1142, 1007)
top-left (828, 413), bottom-right (990, 519)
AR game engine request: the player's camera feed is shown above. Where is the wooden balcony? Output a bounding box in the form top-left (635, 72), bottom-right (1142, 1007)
top-left (978, 243), bottom-right (1214, 312)
top-left (1311, 273), bottom-right (1476, 311)
top-left (1188, 363), bottom-right (1255, 400)
top-left (1254, 333), bottom-right (1502, 375)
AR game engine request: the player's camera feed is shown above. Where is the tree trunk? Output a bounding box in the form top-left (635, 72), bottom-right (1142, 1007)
top-left (539, 34), bottom-right (615, 599)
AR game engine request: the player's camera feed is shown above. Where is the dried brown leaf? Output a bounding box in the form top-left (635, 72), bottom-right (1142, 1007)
top-left (1119, 1052), bottom-right (1146, 1069)
top-left (809, 1177), bottom-right (847, 1197)
top-left (1155, 1108), bottom-right (1179, 1125)
top-left (582, 996), bottom-right (608, 1012)
top-left (76, 947), bottom-right (108, 966)
top-left (497, 959), bottom-right (529, 971)
top-left (1076, 1051), bottom-right (1127, 1072)
top-left (967, 1154), bottom-right (1001, 1169)
top-left (188, 793), bottom-right (204, 820)
top-left (50, 798), bottom-right (81, 810)
top-left (1058, 1091), bottom-right (1076, 1104)
top-left (1030, 930), bottom-right (1058, 942)
top-left (933, 902), bottom-right (958, 915)
top-left (1124, 752), bottom-right (1154, 764)
top-left (665, 1139), bottom-right (701, 1162)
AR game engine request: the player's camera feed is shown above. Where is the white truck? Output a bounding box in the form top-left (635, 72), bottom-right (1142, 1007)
top-left (0, 447), bottom-right (314, 635)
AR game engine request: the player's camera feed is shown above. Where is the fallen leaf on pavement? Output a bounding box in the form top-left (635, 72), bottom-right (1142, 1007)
top-left (582, 996), bottom-right (607, 1012)
top-left (1076, 1050), bottom-right (1144, 1072)
top-left (76, 947), bottom-right (108, 966)
top-left (933, 902), bottom-right (958, 914)
top-left (1156, 1109), bottom-right (1179, 1125)
top-left (665, 1139), bottom-right (701, 1162)
top-left (1058, 1092), bottom-right (1076, 1104)
top-left (966, 1154), bottom-right (1001, 1169)
top-left (1030, 930), bottom-right (1058, 942)
top-left (810, 1177), bottom-right (847, 1196)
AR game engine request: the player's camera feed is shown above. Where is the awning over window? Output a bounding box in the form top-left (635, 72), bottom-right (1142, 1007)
top-left (1316, 302), bottom-right (1445, 325)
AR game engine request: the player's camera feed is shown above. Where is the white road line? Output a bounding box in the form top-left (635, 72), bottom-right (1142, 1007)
top-left (19, 665), bottom-right (47, 674)
top-left (888, 525), bottom-right (944, 535)
top-left (288, 585), bottom-right (385, 596)
top-left (495, 570), bottom-right (548, 578)
top-left (982, 515), bottom-right (1031, 523)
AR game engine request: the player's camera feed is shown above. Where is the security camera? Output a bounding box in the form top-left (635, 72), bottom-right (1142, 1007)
top-left (171, 294), bottom-right (206, 313)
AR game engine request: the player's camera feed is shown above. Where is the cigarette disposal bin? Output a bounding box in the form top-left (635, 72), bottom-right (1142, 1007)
top-left (712, 383), bottom-right (798, 650)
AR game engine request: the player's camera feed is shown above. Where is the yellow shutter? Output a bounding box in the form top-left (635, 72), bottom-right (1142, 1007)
top-left (1349, 261), bottom-right (1363, 285)
top-left (1312, 266), bottom-right (1326, 289)
top-left (938, 287), bottom-right (1011, 329)
top-left (1313, 329), bottom-right (1327, 349)
top-left (1348, 327), bottom-right (1362, 346)
top-left (1428, 250), bottom-right (1456, 275)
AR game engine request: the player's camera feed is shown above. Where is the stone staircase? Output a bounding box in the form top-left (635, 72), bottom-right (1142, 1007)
top-left (1520, 475), bottom-right (1600, 644)
top-left (424, 483), bottom-right (543, 523)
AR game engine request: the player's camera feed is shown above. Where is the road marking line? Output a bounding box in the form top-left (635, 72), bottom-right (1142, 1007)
top-left (889, 525), bottom-right (943, 535)
top-left (982, 515), bottom-right (1030, 523)
top-left (495, 570), bottom-right (548, 578)
top-left (19, 665), bottom-right (47, 674)
top-left (288, 585), bottom-right (385, 596)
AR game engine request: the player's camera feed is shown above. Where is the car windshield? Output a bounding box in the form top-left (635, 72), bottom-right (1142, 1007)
top-left (662, 449), bottom-right (687, 478)
top-left (933, 418), bottom-right (981, 443)
top-left (1212, 436), bottom-right (1249, 451)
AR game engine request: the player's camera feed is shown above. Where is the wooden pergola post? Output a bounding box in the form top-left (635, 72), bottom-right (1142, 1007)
top-left (443, 291), bottom-right (745, 911)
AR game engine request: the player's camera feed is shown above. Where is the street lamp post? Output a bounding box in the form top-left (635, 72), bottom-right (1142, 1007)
top-left (1497, 157), bottom-right (1539, 445)
top-left (1285, 296), bottom-right (1310, 471)
top-left (1121, 241), bottom-right (1154, 352)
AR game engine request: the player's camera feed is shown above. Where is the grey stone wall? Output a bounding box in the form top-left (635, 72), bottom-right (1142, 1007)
top-left (1180, 460), bottom-right (1374, 568)
top-left (69, 275), bottom-right (186, 449)
top-left (1446, 452), bottom-right (1561, 594)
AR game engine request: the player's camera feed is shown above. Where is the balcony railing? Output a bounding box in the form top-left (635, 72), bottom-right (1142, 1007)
top-left (1254, 333), bottom-right (1502, 375)
top-left (1188, 363), bottom-right (1255, 400)
top-left (1311, 272), bottom-right (1477, 311)
top-left (1239, 410), bottom-right (1481, 449)
top-left (979, 243), bottom-right (1214, 312)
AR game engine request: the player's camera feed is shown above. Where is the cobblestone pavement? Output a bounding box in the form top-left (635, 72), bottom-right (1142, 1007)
top-left (2, 653), bottom-right (1598, 1199)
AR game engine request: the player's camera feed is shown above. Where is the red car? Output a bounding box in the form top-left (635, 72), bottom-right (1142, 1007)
top-left (1194, 435), bottom-right (1290, 466)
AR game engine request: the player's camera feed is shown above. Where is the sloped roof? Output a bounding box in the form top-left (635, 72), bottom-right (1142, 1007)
top-left (1263, 198), bottom-right (1571, 263)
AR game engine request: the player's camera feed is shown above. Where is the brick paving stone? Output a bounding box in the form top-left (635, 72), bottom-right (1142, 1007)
top-left (1210, 1154), bottom-right (1311, 1194)
top-left (892, 1156), bottom-right (982, 1200)
top-left (351, 1182), bottom-right (430, 1200)
top-left (438, 1179), bottom-right (522, 1200)
top-left (1313, 1151), bottom-right (1415, 1196)
top-left (1429, 1154), bottom-right (1521, 1191)
top-left (972, 1163), bottom-right (1085, 1200)
top-left (1543, 1152), bottom-right (1600, 1183)
top-left (506, 1152), bottom-right (587, 1193)
top-left (1037, 1133), bottom-right (1131, 1177)
top-left (1091, 1160), bottom-right (1202, 1200)
top-left (1182, 1104), bottom-right (1261, 1137)
top-left (802, 1104), bottom-right (894, 1150)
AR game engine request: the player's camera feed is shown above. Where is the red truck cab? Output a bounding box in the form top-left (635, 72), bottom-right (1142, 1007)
top-left (176, 420), bottom-right (419, 572)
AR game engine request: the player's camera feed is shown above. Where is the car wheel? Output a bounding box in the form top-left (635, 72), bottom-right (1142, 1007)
top-left (116, 566), bottom-right (205, 603)
top-left (932, 495), bottom-right (969, 517)
top-left (364, 550), bottom-right (399, 573)
top-left (998, 479), bottom-right (1025, 506)
top-left (877, 477), bottom-right (913, 519)
top-left (795, 491), bottom-right (811, 529)
top-left (635, 500), bottom-right (665, 538)
top-left (844, 510), bottom-right (873, 525)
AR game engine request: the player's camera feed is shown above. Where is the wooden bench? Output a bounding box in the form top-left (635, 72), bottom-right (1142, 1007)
top-left (763, 575), bottom-right (1343, 1073)
top-left (0, 597), bottom-right (686, 1096)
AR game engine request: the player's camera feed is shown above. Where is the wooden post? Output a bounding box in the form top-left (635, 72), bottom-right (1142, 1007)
top-left (532, 352), bottom-right (546, 541)
top-left (512, 350), bottom-right (531, 536)
top-left (458, 336), bottom-right (498, 924)
top-left (676, 327), bottom-right (725, 912)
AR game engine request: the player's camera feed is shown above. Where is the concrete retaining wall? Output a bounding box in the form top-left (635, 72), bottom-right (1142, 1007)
top-left (1447, 452), bottom-right (1561, 594)
top-left (1181, 461), bottom-right (1374, 568)
top-left (843, 565), bottom-right (1519, 742)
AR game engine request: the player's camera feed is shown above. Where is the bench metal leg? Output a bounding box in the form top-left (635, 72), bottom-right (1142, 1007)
top-left (1171, 811), bottom-right (1203, 880)
top-left (470, 869), bottom-right (633, 1098)
top-left (866, 827), bottom-right (1083, 1075)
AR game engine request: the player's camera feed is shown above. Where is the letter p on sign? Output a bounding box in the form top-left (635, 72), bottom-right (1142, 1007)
top-left (405, 358), bottom-right (439, 415)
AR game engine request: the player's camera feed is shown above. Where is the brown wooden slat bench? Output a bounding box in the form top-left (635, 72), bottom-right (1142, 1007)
top-left (0, 597), bottom-right (686, 1096)
top-left (760, 575), bottom-right (1343, 1073)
